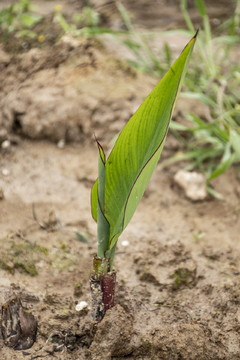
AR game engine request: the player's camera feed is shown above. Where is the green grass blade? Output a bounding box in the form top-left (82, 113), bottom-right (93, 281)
top-left (180, 0), bottom-right (195, 33)
top-left (208, 153), bottom-right (236, 181)
top-left (116, 2), bottom-right (134, 32)
top-left (230, 130), bottom-right (240, 159)
top-left (104, 33), bottom-right (197, 245)
top-left (180, 92), bottom-right (218, 110)
top-left (194, 0), bottom-right (206, 17)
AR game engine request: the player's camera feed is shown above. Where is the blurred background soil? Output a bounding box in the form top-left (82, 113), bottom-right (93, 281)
top-left (0, 0), bottom-right (240, 359)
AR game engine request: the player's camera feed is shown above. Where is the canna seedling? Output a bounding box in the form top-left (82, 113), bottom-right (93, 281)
top-left (90, 32), bottom-right (197, 323)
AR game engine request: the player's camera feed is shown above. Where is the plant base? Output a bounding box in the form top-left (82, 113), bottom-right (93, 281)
top-left (90, 271), bottom-right (116, 323)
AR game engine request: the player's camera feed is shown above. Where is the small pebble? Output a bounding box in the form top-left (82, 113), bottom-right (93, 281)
top-left (174, 170), bottom-right (207, 201)
top-left (57, 139), bottom-right (65, 149)
top-left (22, 42), bottom-right (30, 49)
top-left (1, 140), bottom-right (10, 149)
top-left (234, 270), bottom-right (239, 276)
top-left (213, 18), bottom-right (220, 25)
top-left (2, 169), bottom-right (9, 176)
top-left (121, 240), bottom-right (129, 246)
top-left (75, 301), bottom-right (88, 311)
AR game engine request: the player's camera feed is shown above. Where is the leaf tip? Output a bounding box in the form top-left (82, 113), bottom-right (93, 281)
top-left (95, 134), bottom-right (106, 165)
top-left (194, 28), bottom-right (199, 39)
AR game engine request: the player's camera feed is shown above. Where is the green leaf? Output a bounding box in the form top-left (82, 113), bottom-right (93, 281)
top-left (103, 32), bottom-right (197, 247)
top-left (97, 140), bottom-right (106, 209)
top-left (180, 92), bottom-right (218, 110)
top-left (208, 153), bottom-right (236, 181)
top-left (230, 130), bottom-right (240, 159)
top-left (206, 185), bottom-right (225, 201)
top-left (19, 13), bottom-right (42, 28)
top-left (17, 29), bottom-right (37, 38)
top-left (194, 0), bottom-right (206, 18)
top-left (169, 120), bottom-right (189, 131)
top-left (75, 231), bottom-right (92, 244)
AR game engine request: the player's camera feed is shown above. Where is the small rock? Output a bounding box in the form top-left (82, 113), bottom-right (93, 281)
top-left (121, 240), bottom-right (129, 246)
top-left (174, 170), bottom-right (207, 201)
top-left (2, 169), bottom-right (9, 176)
top-left (22, 42), bottom-right (30, 49)
top-left (57, 139), bottom-right (65, 149)
top-left (1, 140), bottom-right (11, 149)
top-left (76, 301), bottom-right (88, 311)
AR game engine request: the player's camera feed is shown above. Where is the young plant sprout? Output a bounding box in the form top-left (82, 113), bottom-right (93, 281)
top-left (90, 31), bottom-right (197, 323)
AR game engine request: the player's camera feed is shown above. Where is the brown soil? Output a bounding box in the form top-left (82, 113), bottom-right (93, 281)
top-left (1, 1), bottom-right (240, 359)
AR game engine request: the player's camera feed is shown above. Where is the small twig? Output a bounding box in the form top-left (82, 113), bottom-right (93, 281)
top-left (139, 300), bottom-right (177, 312)
top-left (32, 203), bottom-right (61, 232)
top-left (180, 308), bottom-right (194, 321)
top-left (32, 203), bottom-right (46, 229)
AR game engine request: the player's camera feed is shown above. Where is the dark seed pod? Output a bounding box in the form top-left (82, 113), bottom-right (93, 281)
top-left (1, 296), bottom-right (37, 350)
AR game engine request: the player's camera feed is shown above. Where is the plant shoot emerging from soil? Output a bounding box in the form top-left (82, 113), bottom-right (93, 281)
top-left (90, 32), bottom-right (197, 322)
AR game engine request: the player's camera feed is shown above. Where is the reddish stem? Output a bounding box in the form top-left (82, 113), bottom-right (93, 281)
top-left (101, 271), bottom-right (116, 311)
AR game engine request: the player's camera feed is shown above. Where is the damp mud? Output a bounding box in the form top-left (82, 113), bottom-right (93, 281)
top-left (0, 0), bottom-right (240, 359)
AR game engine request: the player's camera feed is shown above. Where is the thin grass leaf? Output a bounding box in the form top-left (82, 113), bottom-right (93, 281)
top-left (206, 184), bottom-right (225, 200)
top-left (194, 0), bottom-right (207, 17)
top-left (208, 153), bottom-right (236, 181)
top-left (230, 130), bottom-right (240, 159)
top-left (75, 231), bottom-right (92, 244)
top-left (169, 120), bottom-right (189, 131)
top-left (212, 35), bottom-right (240, 44)
top-left (180, 92), bottom-right (218, 109)
top-left (164, 42), bottom-right (172, 68)
top-left (116, 1), bottom-right (134, 32)
top-left (180, 0), bottom-right (195, 33)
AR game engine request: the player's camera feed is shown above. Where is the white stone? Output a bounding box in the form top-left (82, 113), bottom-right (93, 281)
top-left (174, 170), bottom-right (207, 201)
top-left (1, 140), bottom-right (10, 149)
top-left (2, 169), bottom-right (9, 176)
top-left (121, 240), bottom-right (129, 246)
top-left (75, 301), bottom-right (88, 311)
top-left (57, 139), bottom-right (65, 149)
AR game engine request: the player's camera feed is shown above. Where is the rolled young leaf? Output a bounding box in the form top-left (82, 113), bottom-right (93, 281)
top-left (96, 141), bottom-right (110, 258)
